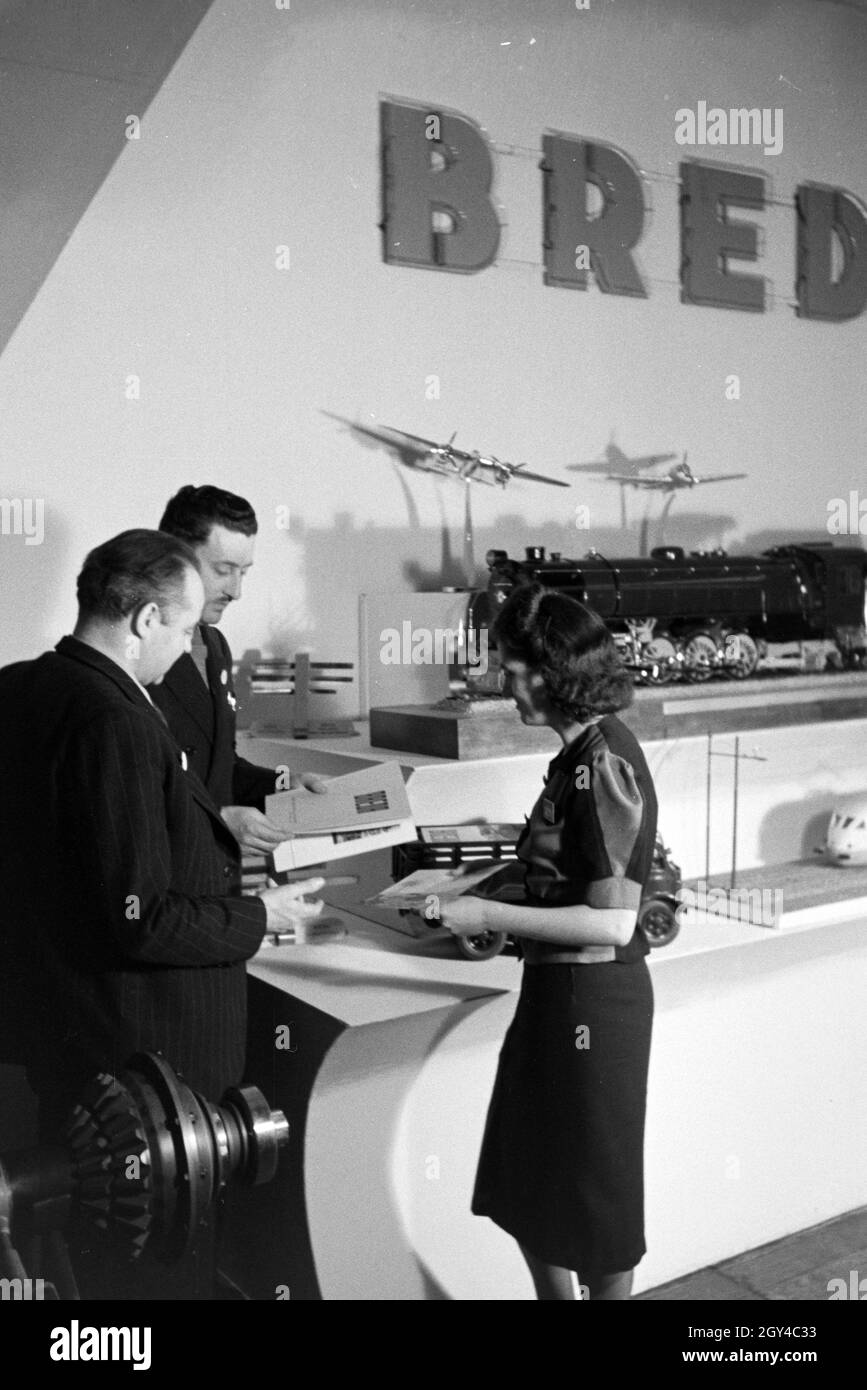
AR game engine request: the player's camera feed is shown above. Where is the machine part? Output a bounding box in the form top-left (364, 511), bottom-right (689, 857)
top-left (220, 1083), bottom-right (289, 1188)
top-left (65, 1073), bottom-right (153, 1258)
top-left (0, 1052), bottom-right (289, 1275)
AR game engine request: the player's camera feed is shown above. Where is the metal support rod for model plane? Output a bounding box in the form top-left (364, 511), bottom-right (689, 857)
top-left (732, 735), bottom-right (740, 890)
top-left (463, 479), bottom-right (475, 588)
top-left (706, 729), bottom-right (712, 882)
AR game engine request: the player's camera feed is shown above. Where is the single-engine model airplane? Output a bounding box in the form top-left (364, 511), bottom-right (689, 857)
top-left (605, 454), bottom-right (747, 492)
top-left (322, 412), bottom-right (570, 490)
top-left (568, 443), bottom-right (678, 476)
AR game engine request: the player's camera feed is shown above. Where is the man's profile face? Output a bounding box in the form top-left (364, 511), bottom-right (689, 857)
top-left (141, 567), bottom-right (205, 684)
top-left (193, 525), bottom-right (256, 625)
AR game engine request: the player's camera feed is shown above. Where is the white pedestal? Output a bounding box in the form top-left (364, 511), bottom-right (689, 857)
top-left (221, 899), bottom-right (867, 1300)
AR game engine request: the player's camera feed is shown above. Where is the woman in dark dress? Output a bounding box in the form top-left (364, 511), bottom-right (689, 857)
top-left (439, 583), bottom-right (657, 1301)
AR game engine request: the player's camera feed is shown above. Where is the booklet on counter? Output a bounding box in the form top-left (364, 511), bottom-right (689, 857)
top-left (266, 760), bottom-right (415, 872)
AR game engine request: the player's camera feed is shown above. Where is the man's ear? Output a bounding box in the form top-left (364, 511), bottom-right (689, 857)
top-left (130, 600), bottom-right (160, 640)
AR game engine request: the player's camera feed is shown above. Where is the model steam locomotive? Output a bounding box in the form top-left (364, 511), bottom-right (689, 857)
top-left (466, 542), bottom-right (867, 685)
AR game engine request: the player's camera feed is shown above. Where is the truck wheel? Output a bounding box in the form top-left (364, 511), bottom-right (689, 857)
top-left (637, 899), bottom-right (680, 948)
top-left (456, 931), bottom-right (509, 962)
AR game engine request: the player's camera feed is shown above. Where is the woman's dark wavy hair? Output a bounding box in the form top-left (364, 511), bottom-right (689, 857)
top-left (491, 581), bottom-right (633, 721)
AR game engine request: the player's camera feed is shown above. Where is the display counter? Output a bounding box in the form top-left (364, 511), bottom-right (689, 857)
top-left (221, 887), bottom-right (867, 1300)
top-left (221, 722), bottom-right (867, 1298)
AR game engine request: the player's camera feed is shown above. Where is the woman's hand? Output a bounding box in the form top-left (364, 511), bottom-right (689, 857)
top-left (438, 895), bottom-right (491, 936)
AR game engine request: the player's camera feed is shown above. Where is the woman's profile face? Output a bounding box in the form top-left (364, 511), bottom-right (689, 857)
top-left (499, 652), bottom-right (551, 726)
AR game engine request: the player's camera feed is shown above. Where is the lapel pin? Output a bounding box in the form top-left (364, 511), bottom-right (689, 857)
top-left (220, 669), bottom-right (228, 685)
top-left (180, 751), bottom-right (188, 772)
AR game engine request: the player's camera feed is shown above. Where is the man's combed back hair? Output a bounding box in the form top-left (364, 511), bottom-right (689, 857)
top-left (159, 485), bottom-right (258, 546)
top-left (492, 581), bottom-right (634, 720)
top-left (77, 529), bottom-right (199, 622)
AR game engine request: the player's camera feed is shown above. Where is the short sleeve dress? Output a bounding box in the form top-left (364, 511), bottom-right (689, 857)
top-left (471, 713), bottom-right (658, 1275)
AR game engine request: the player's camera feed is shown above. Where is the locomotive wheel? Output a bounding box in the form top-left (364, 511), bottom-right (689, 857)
top-left (643, 634), bottom-right (679, 685)
top-left (456, 930), bottom-right (509, 962)
top-left (682, 632), bottom-right (719, 682)
top-left (723, 631), bottom-right (759, 679)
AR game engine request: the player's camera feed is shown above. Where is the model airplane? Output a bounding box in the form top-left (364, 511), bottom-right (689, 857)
top-left (605, 455), bottom-right (747, 492)
top-left (322, 413), bottom-right (570, 490)
top-left (568, 443), bottom-right (678, 476)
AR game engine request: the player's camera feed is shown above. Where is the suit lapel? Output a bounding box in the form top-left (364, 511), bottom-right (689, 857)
top-left (204, 626), bottom-right (232, 755)
top-left (56, 637), bottom-right (169, 731)
top-left (55, 636), bottom-right (235, 850)
top-left (161, 649), bottom-right (215, 744)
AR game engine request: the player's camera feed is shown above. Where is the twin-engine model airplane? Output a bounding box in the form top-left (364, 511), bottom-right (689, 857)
top-left (606, 454), bottom-right (747, 491)
top-left (322, 412), bottom-right (570, 490)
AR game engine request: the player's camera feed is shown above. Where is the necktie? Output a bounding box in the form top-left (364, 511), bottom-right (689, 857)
top-left (191, 627), bottom-right (210, 687)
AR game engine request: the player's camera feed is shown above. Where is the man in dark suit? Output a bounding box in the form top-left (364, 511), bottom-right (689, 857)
top-left (151, 484), bottom-right (324, 854)
top-left (0, 529), bottom-right (324, 1139)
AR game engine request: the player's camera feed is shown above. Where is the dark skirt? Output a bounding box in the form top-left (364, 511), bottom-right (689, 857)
top-left (472, 959), bottom-right (653, 1274)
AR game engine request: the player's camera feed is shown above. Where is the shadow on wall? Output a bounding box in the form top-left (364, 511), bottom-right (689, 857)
top-left (759, 775), bottom-right (867, 869)
top-left (0, 0), bottom-right (215, 356)
top-left (246, 506), bottom-right (767, 682)
top-left (287, 506), bottom-right (751, 636)
top-left (738, 528), bottom-right (864, 555)
top-left (758, 796), bottom-right (860, 866)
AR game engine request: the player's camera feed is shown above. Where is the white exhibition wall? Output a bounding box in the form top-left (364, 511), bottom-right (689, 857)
top-left (1, 0), bottom-right (866, 712)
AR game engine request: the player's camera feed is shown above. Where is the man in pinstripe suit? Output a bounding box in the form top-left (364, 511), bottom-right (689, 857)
top-left (0, 529), bottom-right (323, 1140)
